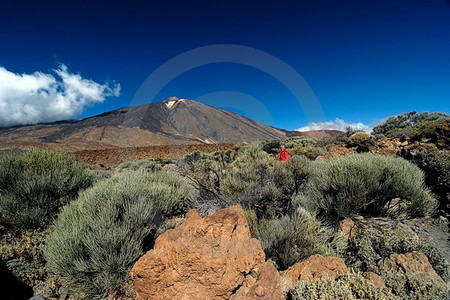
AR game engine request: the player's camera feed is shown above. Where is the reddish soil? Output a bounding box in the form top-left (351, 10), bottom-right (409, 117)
top-left (74, 144), bottom-right (236, 168)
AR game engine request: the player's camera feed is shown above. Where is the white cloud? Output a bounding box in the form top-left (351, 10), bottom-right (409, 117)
top-left (296, 118), bottom-right (372, 133)
top-left (0, 64), bottom-right (120, 127)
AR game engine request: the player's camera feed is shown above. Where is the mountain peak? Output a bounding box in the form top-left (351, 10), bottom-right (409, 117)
top-left (0, 98), bottom-right (288, 151)
top-left (163, 97), bottom-right (189, 109)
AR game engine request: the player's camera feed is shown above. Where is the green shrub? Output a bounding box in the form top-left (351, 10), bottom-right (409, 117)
top-left (304, 153), bottom-right (435, 220)
top-left (260, 139), bottom-right (281, 155)
top-left (246, 207), bottom-right (344, 270)
top-left (344, 218), bottom-right (449, 282)
top-left (346, 132), bottom-right (374, 151)
top-left (284, 137), bottom-right (317, 148)
top-left (290, 146), bottom-right (325, 160)
top-left (383, 273), bottom-right (448, 299)
top-left (44, 170), bottom-right (191, 298)
top-left (290, 273), bottom-right (396, 300)
top-left (221, 146), bottom-right (312, 218)
top-left (316, 136), bottom-right (343, 147)
top-left (402, 147), bottom-right (450, 213)
top-left (116, 159), bottom-right (162, 172)
top-left (372, 111), bottom-right (450, 139)
top-left (0, 149), bottom-right (94, 228)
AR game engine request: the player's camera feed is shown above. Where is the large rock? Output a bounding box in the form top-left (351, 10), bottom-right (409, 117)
top-left (130, 205), bottom-right (283, 300)
top-left (378, 251), bottom-right (447, 290)
top-left (282, 254), bottom-right (349, 286)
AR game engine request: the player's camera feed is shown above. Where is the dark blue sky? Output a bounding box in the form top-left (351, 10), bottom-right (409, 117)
top-left (1, 0), bottom-right (449, 130)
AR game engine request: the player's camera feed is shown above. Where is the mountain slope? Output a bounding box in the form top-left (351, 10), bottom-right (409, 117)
top-left (0, 98), bottom-right (288, 151)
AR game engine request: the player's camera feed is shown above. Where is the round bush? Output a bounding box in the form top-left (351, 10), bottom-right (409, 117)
top-left (305, 153), bottom-right (435, 220)
top-left (44, 170), bottom-right (191, 298)
top-left (0, 149), bottom-right (94, 228)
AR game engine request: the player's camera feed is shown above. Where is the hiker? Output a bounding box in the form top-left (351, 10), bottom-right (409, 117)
top-left (278, 145), bottom-right (291, 162)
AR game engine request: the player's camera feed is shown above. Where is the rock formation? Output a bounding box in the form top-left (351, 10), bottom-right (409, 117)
top-left (130, 205), bottom-right (283, 300)
top-left (378, 251), bottom-right (447, 290)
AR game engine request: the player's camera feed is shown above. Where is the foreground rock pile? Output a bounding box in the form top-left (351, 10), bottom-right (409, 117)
top-left (131, 207), bottom-right (449, 299)
top-left (131, 205), bottom-right (283, 300)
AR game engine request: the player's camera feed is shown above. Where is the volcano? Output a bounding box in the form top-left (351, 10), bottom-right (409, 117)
top-left (0, 98), bottom-right (292, 151)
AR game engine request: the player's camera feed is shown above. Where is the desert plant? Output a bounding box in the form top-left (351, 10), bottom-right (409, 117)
top-left (116, 159), bottom-right (162, 172)
top-left (290, 146), bottom-right (325, 160)
top-left (260, 139), bottom-right (281, 155)
top-left (303, 153), bottom-right (436, 220)
top-left (0, 149), bottom-right (94, 228)
top-left (402, 146), bottom-right (450, 213)
top-left (221, 146), bottom-right (312, 218)
top-left (176, 150), bottom-right (237, 215)
top-left (246, 207), bottom-right (344, 270)
top-left (373, 111), bottom-right (450, 139)
top-left (284, 137), bottom-right (317, 148)
top-left (290, 272), bottom-right (397, 300)
top-left (344, 218), bottom-right (449, 282)
top-left (383, 273), bottom-right (448, 299)
top-left (45, 170), bottom-right (191, 298)
top-left (346, 132), bottom-right (375, 152)
top-left (0, 229), bottom-right (49, 290)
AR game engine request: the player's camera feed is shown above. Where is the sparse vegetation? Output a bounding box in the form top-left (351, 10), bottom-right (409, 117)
top-left (116, 159), bottom-right (162, 172)
top-left (372, 111), bottom-right (450, 140)
top-left (2, 110), bottom-right (449, 299)
top-left (44, 170), bottom-right (191, 298)
top-left (0, 149), bottom-right (94, 228)
top-left (221, 145), bottom-right (312, 218)
top-left (291, 273), bottom-right (396, 300)
top-left (344, 218), bottom-right (449, 281)
top-left (246, 207), bottom-right (344, 270)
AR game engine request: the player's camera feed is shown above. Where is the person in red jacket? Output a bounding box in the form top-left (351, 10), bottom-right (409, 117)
top-left (278, 145), bottom-right (291, 162)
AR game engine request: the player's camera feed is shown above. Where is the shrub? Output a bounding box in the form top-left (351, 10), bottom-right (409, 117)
top-left (284, 137), bottom-right (317, 148)
top-left (246, 207), bottom-right (344, 270)
top-left (116, 159), bottom-right (162, 172)
top-left (0, 149), bottom-right (94, 228)
top-left (290, 146), bottom-right (325, 160)
top-left (176, 150), bottom-right (237, 215)
top-left (260, 139), bottom-right (281, 155)
top-left (45, 170), bottom-right (191, 298)
top-left (346, 132), bottom-right (374, 152)
top-left (402, 146), bottom-right (449, 213)
top-left (290, 273), bottom-right (396, 300)
top-left (383, 273), bottom-right (448, 299)
top-left (316, 136), bottom-right (343, 147)
top-left (344, 218), bottom-right (449, 282)
top-left (221, 146), bottom-right (312, 218)
top-left (372, 111), bottom-right (450, 139)
top-left (304, 153), bottom-right (435, 220)
top-left (0, 229), bottom-right (49, 289)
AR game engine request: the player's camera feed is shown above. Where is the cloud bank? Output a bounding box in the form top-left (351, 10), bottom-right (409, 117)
top-left (296, 118), bottom-right (372, 133)
top-left (0, 64), bottom-right (120, 127)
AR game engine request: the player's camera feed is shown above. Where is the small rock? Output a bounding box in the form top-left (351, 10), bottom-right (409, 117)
top-left (339, 218), bottom-right (358, 241)
top-left (29, 296), bottom-right (45, 300)
top-left (362, 272), bottom-right (385, 288)
top-left (282, 255), bottom-right (349, 285)
top-left (254, 285), bottom-right (265, 297)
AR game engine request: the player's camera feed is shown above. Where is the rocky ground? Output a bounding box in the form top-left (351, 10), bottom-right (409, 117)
top-left (130, 205), bottom-right (450, 300)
